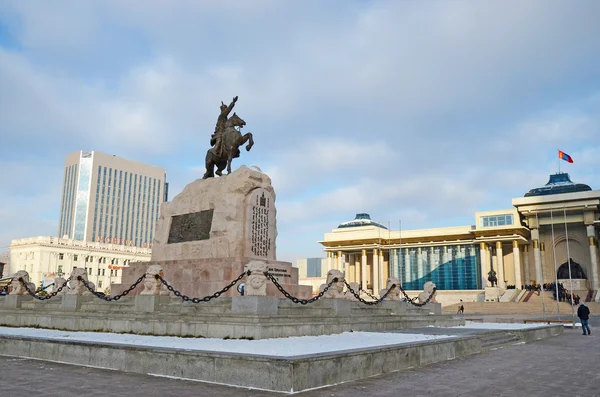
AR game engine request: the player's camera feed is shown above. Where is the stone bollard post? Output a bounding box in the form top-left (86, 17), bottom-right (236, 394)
top-left (417, 281), bottom-right (438, 304)
top-left (136, 265), bottom-right (169, 312)
top-left (53, 277), bottom-right (68, 296)
top-left (232, 260), bottom-right (279, 315)
top-left (380, 277), bottom-right (402, 301)
top-left (318, 269), bottom-right (346, 299)
top-left (67, 268), bottom-right (96, 296)
top-left (345, 282), bottom-right (360, 301)
top-left (9, 270), bottom-right (35, 296)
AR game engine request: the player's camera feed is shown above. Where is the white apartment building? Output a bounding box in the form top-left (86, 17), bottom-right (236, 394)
top-left (8, 236), bottom-right (151, 292)
top-left (59, 151), bottom-right (168, 249)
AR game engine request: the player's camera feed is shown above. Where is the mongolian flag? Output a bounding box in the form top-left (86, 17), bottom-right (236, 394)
top-left (558, 150), bottom-right (573, 163)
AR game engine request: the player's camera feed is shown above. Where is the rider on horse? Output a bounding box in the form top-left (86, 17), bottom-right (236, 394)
top-left (211, 96), bottom-right (238, 157)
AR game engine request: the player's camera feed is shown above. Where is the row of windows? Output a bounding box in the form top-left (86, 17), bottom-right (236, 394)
top-left (56, 253), bottom-right (130, 266)
top-left (390, 245), bottom-right (482, 290)
top-left (92, 166), bottom-right (163, 247)
top-left (480, 214), bottom-right (514, 227)
top-left (59, 164), bottom-right (79, 238)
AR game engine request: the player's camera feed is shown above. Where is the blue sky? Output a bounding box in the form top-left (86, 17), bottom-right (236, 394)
top-left (1, 0), bottom-right (599, 263)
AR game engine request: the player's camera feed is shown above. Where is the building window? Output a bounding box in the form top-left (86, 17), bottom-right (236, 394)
top-left (102, 269), bottom-right (105, 276)
top-left (88, 267), bottom-right (92, 275)
top-left (480, 214), bottom-right (513, 227)
top-left (73, 255), bottom-right (78, 261)
top-left (98, 281), bottom-right (103, 288)
top-left (58, 253), bottom-right (64, 260)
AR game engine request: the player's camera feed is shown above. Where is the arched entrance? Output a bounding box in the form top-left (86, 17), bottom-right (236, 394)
top-left (556, 258), bottom-right (587, 280)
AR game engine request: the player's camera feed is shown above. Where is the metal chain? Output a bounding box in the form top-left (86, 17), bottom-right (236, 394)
top-left (79, 275), bottom-right (145, 301)
top-left (396, 283), bottom-right (437, 307)
top-left (266, 272), bottom-right (339, 305)
top-left (19, 277), bottom-right (72, 301)
top-left (344, 280), bottom-right (395, 305)
top-left (359, 286), bottom-right (379, 300)
top-left (156, 270), bottom-right (249, 303)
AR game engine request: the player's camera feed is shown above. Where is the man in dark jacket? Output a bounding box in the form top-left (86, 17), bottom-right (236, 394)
top-left (577, 302), bottom-right (591, 336)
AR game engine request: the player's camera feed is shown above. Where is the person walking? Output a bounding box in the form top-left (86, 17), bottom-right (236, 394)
top-left (457, 300), bottom-right (465, 315)
top-left (577, 301), bottom-right (591, 336)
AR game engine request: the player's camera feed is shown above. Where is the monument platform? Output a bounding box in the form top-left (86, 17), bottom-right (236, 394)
top-left (0, 323), bottom-right (563, 393)
top-left (112, 165), bottom-right (312, 299)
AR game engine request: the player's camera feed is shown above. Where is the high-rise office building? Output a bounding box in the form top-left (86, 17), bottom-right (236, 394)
top-left (58, 151), bottom-right (168, 248)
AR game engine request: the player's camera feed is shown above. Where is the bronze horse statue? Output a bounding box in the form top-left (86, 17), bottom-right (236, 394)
top-left (203, 113), bottom-right (254, 179)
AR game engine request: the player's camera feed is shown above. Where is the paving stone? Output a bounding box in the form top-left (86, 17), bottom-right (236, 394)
top-left (0, 316), bottom-right (597, 396)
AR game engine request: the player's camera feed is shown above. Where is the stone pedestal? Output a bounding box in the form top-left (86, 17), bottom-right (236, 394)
top-left (112, 166), bottom-right (312, 300)
top-left (135, 296), bottom-right (170, 313)
top-left (232, 296), bottom-right (279, 315)
top-left (557, 279), bottom-right (589, 291)
top-left (61, 295), bottom-right (92, 311)
top-left (317, 298), bottom-right (352, 315)
top-left (2, 295), bottom-right (32, 309)
top-left (485, 287), bottom-right (505, 301)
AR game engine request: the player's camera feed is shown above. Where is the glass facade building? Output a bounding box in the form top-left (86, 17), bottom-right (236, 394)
top-left (58, 151), bottom-right (168, 248)
top-left (390, 244), bottom-right (482, 290)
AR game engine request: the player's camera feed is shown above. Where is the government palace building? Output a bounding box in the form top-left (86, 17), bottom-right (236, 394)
top-left (319, 173), bottom-right (600, 303)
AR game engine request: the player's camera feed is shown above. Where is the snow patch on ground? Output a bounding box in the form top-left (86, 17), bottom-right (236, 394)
top-left (0, 327), bottom-right (456, 357)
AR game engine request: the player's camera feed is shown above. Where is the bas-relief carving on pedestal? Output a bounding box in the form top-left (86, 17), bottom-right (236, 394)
top-left (167, 210), bottom-right (214, 244)
top-left (245, 188), bottom-right (276, 260)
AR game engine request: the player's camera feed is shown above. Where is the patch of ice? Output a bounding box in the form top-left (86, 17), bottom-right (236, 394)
top-left (0, 327), bottom-right (457, 357)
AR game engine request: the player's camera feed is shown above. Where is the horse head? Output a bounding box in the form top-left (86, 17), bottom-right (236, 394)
top-left (226, 112), bottom-right (246, 128)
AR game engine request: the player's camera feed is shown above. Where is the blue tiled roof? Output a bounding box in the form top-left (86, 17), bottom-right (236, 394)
top-left (338, 213), bottom-right (388, 229)
top-left (524, 173), bottom-right (592, 197)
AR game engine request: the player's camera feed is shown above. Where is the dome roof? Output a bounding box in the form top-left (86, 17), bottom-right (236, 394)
top-left (338, 213), bottom-right (388, 229)
top-left (524, 172), bottom-right (592, 197)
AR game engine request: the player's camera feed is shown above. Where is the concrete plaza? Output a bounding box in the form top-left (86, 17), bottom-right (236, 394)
top-left (0, 317), bottom-right (597, 397)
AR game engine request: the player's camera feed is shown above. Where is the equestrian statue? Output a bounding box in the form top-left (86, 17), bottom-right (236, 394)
top-left (203, 96), bottom-right (254, 179)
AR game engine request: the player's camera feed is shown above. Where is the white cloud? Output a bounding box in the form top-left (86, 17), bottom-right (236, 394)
top-left (1, 0), bottom-right (599, 261)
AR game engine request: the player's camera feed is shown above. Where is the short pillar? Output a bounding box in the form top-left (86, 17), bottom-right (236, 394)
top-left (318, 298), bottom-right (352, 315)
top-left (60, 295), bottom-right (90, 310)
top-left (135, 295), bottom-right (162, 312)
top-left (3, 295), bottom-right (33, 309)
top-left (232, 296), bottom-right (279, 315)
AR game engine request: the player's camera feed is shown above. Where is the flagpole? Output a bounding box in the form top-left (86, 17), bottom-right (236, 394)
top-left (550, 207), bottom-right (561, 319)
top-left (536, 212), bottom-right (547, 319)
top-left (398, 220), bottom-right (402, 285)
top-left (388, 221), bottom-right (392, 278)
top-left (563, 206), bottom-right (576, 325)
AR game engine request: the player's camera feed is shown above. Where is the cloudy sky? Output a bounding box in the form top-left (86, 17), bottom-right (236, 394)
top-left (1, 0), bottom-right (599, 263)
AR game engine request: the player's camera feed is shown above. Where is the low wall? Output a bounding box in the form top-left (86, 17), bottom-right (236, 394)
top-left (0, 325), bottom-right (561, 393)
top-left (404, 290), bottom-right (485, 307)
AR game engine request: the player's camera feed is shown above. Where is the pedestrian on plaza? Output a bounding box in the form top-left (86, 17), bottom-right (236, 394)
top-left (577, 301), bottom-right (591, 336)
top-left (457, 300), bottom-right (464, 315)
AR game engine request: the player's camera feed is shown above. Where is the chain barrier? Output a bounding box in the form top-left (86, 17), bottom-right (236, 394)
top-left (156, 270), bottom-right (249, 303)
top-left (344, 280), bottom-right (395, 305)
top-left (397, 284), bottom-right (437, 307)
top-left (265, 272), bottom-right (338, 305)
top-left (19, 277), bottom-right (72, 301)
top-left (79, 275), bottom-right (145, 301)
top-left (359, 286), bottom-right (379, 301)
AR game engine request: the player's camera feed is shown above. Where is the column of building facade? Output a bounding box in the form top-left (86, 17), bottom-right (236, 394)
top-left (480, 242), bottom-right (489, 287)
top-left (587, 225), bottom-right (599, 291)
top-left (337, 251), bottom-right (343, 272)
top-left (372, 248), bottom-right (380, 295)
top-left (354, 255), bottom-right (361, 285)
top-left (540, 243), bottom-right (547, 284)
top-left (346, 254), bottom-right (354, 282)
top-left (512, 241), bottom-right (523, 289)
top-left (523, 245), bottom-right (530, 285)
top-left (495, 242), bottom-right (506, 288)
top-left (531, 228), bottom-right (543, 284)
top-left (379, 249), bottom-right (385, 289)
top-left (327, 251), bottom-right (333, 271)
top-left (361, 249), bottom-right (368, 291)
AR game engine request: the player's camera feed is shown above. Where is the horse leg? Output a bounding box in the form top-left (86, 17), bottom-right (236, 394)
top-left (216, 159), bottom-right (226, 176)
top-left (227, 146), bottom-right (234, 174)
top-left (242, 133), bottom-right (254, 151)
top-left (203, 150), bottom-right (215, 179)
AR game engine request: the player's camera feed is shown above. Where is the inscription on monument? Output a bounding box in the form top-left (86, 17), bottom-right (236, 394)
top-left (167, 210), bottom-right (214, 244)
top-left (251, 192), bottom-right (271, 256)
